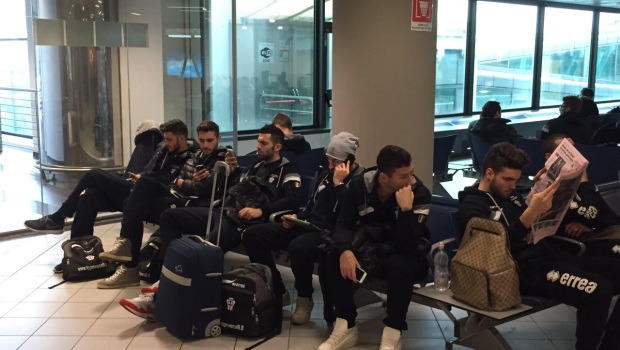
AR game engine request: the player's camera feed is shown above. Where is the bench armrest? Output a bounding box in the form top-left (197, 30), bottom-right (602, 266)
top-left (548, 235), bottom-right (586, 256)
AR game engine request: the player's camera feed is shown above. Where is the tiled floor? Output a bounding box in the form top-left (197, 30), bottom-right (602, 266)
top-left (0, 221), bottom-right (586, 350)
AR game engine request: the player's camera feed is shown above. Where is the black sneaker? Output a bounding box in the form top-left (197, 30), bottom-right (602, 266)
top-left (24, 216), bottom-right (64, 234)
top-left (53, 263), bottom-right (63, 274)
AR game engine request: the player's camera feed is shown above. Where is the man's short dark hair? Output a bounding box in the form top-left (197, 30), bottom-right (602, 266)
top-left (563, 95), bottom-right (582, 113)
top-left (160, 119), bottom-right (188, 137)
top-left (272, 113), bottom-right (292, 130)
top-left (581, 88), bottom-right (594, 98)
top-left (481, 101), bottom-right (501, 119)
top-left (260, 124), bottom-right (285, 145)
top-left (196, 120), bottom-right (219, 137)
top-left (377, 145), bottom-right (412, 176)
top-left (482, 142), bottom-right (530, 173)
top-left (543, 134), bottom-right (568, 155)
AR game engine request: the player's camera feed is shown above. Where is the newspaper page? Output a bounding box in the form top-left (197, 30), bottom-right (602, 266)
top-left (525, 139), bottom-right (589, 244)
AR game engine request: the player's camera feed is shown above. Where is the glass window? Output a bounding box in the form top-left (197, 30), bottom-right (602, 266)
top-left (435, 0), bottom-right (467, 115)
top-left (595, 12), bottom-right (620, 102)
top-left (236, 0), bottom-right (315, 131)
top-left (473, 1), bottom-right (537, 112)
top-left (540, 7), bottom-right (592, 107)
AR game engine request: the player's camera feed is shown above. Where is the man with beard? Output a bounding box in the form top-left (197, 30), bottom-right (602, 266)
top-left (459, 142), bottom-right (620, 350)
top-left (242, 132), bottom-right (364, 327)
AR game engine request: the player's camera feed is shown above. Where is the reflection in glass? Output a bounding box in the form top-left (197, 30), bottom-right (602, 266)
top-left (595, 12), bottom-right (620, 102)
top-left (540, 7), bottom-right (592, 107)
top-left (435, 0), bottom-right (467, 115)
top-left (236, 0), bottom-right (315, 131)
top-left (474, 1), bottom-right (537, 112)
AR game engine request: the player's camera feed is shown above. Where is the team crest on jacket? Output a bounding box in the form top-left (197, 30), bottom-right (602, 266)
top-left (510, 195), bottom-right (522, 207)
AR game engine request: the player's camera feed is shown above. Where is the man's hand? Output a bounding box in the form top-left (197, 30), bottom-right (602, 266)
top-left (129, 172), bottom-right (141, 184)
top-left (564, 221), bottom-right (592, 238)
top-left (395, 185), bottom-right (414, 212)
top-left (238, 207), bottom-right (262, 220)
top-left (339, 250), bottom-right (360, 282)
top-left (333, 161), bottom-right (351, 186)
top-left (193, 169), bottom-right (209, 181)
top-left (282, 214), bottom-right (296, 229)
top-left (521, 181), bottom-right (560, 228)
top-left (225, 151), bottom-right (238, 171)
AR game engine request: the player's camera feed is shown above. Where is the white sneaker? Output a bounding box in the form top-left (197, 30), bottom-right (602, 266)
top-left (292, 297), bottom-right (314, 325)
top-left (317, 317), bottom-right (358, 350)
top-left (99, 237), bottom-right (132, 262)
top-left (379, 326), bottom-right (402, 350)
top-left (119, 293), bottom-right (156, 321)
top-left (97, 265), bottom-right (140, 289)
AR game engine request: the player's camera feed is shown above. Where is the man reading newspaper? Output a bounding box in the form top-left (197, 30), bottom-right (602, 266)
top-left (526, 138), bottom-right (588, 243)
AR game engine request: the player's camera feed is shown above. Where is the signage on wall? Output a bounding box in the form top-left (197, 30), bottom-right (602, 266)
top-left (411, 0), bottom-right (432, 32)
top-left (259, 42), bottom-right (274, 63)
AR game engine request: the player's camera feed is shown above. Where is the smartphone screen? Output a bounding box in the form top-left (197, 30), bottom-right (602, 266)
top-left (355, 267), bottom-right (367, 284)
top-left (195, 164), bottom-right (205, 171)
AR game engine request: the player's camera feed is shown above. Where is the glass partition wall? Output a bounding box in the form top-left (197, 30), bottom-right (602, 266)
top-left (0, 0), bottom-right (320, 233)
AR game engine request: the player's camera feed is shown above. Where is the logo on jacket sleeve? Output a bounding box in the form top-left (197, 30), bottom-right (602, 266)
top-left (175, 265), bottom-right (183, 274)
top-left (226, 297), bottom-right (236, 311)
top-left (546, 270), bottom-right (560, 282)
top-left (612, 245), bottom-right (620, 254)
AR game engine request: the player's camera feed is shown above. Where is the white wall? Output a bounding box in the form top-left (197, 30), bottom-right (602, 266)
top-left (118, 0), bottom-right (165, 163)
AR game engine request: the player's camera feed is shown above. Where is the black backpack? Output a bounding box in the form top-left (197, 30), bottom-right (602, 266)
top-left (57, 236), bottom-right (116, 283)
top-left (224, 176), bottom-right (283, 228)
top-left (139, 231), bottom-right (162, 283)
top-left (220, 263), bottom-right (278, 339)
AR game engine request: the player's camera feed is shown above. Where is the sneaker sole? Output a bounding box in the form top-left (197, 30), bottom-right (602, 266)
top-left (119, 299), bottom-right (156, 321)
top-left (24, 226), bottom-right (64, 235)
top-left (99, 252), bottom-right (131, 263)
top-left (141, 287), bottom-right (158, 294)
top-left (97, 280), bottom-right (140, 289)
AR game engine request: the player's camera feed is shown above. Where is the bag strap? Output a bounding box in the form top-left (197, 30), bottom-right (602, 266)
top-left (244, 328), bottom-right (278, 350)
top-left (48, 280), bottom-right (67, 289)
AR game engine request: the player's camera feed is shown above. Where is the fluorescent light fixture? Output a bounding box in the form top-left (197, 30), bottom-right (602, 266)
top-left (168, 34), bottom-right (192, 38)
top-left (130, 12), bottom-right (141, 16)
top-left (268, 18), bottom-right (276, 23)
top-left (277, 26), bottom-right (283, 30)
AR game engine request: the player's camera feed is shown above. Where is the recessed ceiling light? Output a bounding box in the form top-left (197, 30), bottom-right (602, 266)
top-left (269, 18), bottom-right (276, 23)
top-left (277, 26), bottom-right (283, 30)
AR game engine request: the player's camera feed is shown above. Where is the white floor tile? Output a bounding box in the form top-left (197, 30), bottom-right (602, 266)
top-left (0, 317), bottom-right (47, 335)
top-left (0, 302), bottom-right (17, 317)
top-left (23, 288), bottom-right (78, 303)
top-left (0, 335), bottom-right (28, 350)
top-left (52, 302), bottom-right (109, 318)
top-left (68, 288), bottom-right (121, 303)
top-left (85, 318), bottom-right (144, 336)
top-left (18, 335), bottom-right (81, 350)
top-left (126, 334), bottom-right (183, 349)
top-left (4, 302), bottom-right (63, 318)
top-left (496, 320), bottom-right (548, 340)
top-left (179, 335), bottom-right (237, 349)
top-left (235, 336), bottom-right (289, 349)
top-left (73, 335), bottom-right (134, 350)
top-left (34, 318), bottom-right (96, 336)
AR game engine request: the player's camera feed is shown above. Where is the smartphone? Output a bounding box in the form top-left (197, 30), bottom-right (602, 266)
top-left (344, 154), bottom-right (356, 166)
top-left (195, 164), bottom-right (205, 171)
top-left (355, 266), bottom-right (367, 284)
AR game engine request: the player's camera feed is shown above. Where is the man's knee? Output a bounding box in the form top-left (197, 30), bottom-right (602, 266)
top-left (241, 226), bottom-right (260, 245)
top-left (385, 253), bottom-right (428, 277)
top-left (289, 235), bottom-right (314, 258)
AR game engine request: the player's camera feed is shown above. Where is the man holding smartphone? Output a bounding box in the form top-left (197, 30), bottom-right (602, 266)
top-left (97, 120), bottom-right (240, 288)
top-left (242, 132), bottom-right (364, 326)
top-left (318, 145), bottom-right (431, 350)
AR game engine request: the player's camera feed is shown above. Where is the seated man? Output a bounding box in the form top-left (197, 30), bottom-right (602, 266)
top-left (242, 132), bottom-right (364, 326)
top-left (157, 123), bottom-right (301, 255)
top-left (459, 142), bottom-right (620, 350)
top-left (468, 101), bottom-right (517, 144)
top-left (580, 87), bottom-right (599, 119)
top-left (319, 145), bottom-right (431, 350)
top-left (273, 113), bottom-right (311, 155)
top-left (97, 120), bottom-right (231, 289)
top-left (117, 124), bottom-right (300, 319)
top-left (540, 95), bottom-right (592, 144)
top-left (25, 119), bottom-right (192, 273)
top-left (543, 134), bottom-right (620, 259)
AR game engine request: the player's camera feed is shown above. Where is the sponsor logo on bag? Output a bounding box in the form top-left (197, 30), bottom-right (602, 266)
top-left (226, 297), bottom-right (236, 311)
top-left (77, 262), bottom-right (107, 272)
top-left (612, 245), bottom-right (620, 254)
top-left (547, 270), bottom-right (598, 293)
top-left (232, 282), bottom-right (246, 289)
top-left (221, 322), bottom-right (244, 331)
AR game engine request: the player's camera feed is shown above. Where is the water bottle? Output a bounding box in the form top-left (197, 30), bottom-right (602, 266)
top-left (434, 242), bottom-right (450, 291)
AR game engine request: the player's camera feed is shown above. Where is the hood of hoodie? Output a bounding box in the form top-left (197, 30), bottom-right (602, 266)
top-left (283, 134), bottom-right (310, 154)
top-left (558, 111), bottom-right (587, 125)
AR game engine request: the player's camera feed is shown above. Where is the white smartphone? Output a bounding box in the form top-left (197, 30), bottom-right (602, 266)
top-left (356, 266), bottom-right (367, 284)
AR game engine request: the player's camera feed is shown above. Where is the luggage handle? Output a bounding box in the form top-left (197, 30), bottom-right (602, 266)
top-left (186, 235), bottom-right (216, 247)
top-left (207, 161), bottom-right (231, 247)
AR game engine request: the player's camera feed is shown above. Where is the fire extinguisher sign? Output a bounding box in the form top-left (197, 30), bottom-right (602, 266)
top-left (411, 0), bottom-right (433, 32)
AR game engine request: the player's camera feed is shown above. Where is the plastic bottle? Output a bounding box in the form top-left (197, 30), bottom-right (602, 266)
top-left (434, 242), bottom-right (450, 291)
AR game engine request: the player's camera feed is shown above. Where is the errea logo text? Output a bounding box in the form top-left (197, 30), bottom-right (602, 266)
top-left (547, 270), bottom-right (597, 294)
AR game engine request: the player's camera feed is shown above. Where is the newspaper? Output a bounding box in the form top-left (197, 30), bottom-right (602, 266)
top-left (525, 139), bottom-right (588, 244)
